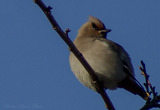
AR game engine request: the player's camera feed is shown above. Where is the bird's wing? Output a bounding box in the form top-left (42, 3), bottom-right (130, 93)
top-left (104, 39), bottom-right (143, 87)
top-left (117, 43), bottom-right (144, 89)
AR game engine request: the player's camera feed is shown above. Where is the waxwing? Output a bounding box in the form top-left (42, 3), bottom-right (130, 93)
top-left (69, 16), bottom-right (149, 100)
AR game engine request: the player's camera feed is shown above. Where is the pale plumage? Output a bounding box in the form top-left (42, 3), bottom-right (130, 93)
top-left (69, 16), bottom-right (148, 100)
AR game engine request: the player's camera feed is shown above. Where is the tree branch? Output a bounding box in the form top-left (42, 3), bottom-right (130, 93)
top-left (139, 61), bottom-right (160, 110)
top-left (33, 0), bottom-right (115, 109)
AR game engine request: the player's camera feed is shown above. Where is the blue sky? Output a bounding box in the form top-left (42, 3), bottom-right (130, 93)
top-left (0, 0), bottom-right (160, 110)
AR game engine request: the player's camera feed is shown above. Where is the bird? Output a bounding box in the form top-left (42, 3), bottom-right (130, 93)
top-left (69, 16), bottom-right (149, 100)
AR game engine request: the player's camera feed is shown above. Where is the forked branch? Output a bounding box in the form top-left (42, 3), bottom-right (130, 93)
top-left (139, 61), bottom-right (160, 110)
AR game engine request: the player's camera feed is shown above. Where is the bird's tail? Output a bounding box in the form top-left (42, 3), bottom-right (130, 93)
top-left (118, 77), bottom-right (149, 100)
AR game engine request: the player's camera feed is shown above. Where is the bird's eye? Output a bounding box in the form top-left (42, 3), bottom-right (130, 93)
top-left (92, 23), bottom-right (99, 30)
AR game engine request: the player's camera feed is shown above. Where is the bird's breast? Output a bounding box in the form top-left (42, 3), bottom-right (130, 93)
top-left (69, 39), bottom-right (127, 90)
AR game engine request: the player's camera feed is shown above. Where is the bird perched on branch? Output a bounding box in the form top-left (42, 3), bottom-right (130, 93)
top-left (69, 16), bottom-right (149, 100)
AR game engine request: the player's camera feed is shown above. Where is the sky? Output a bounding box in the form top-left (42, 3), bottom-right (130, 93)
top-left (0, 0), bottom-right (160, 110)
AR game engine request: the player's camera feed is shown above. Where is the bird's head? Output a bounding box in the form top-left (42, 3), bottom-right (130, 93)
top-left (78, 16), bottom-right (111, 39)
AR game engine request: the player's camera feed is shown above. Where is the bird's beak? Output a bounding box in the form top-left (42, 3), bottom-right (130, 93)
top-left (98, 29), bottom-right (111, 38)
top-left (99, 29), bottom-right (112, 33)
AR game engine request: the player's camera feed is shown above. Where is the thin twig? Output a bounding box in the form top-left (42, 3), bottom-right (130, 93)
top-left (33, 0), bottom-right (115, 109)
top-left (65, 28), bottom-right (71, 37)
top-left (139, 61), bottom-right (149, 93)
